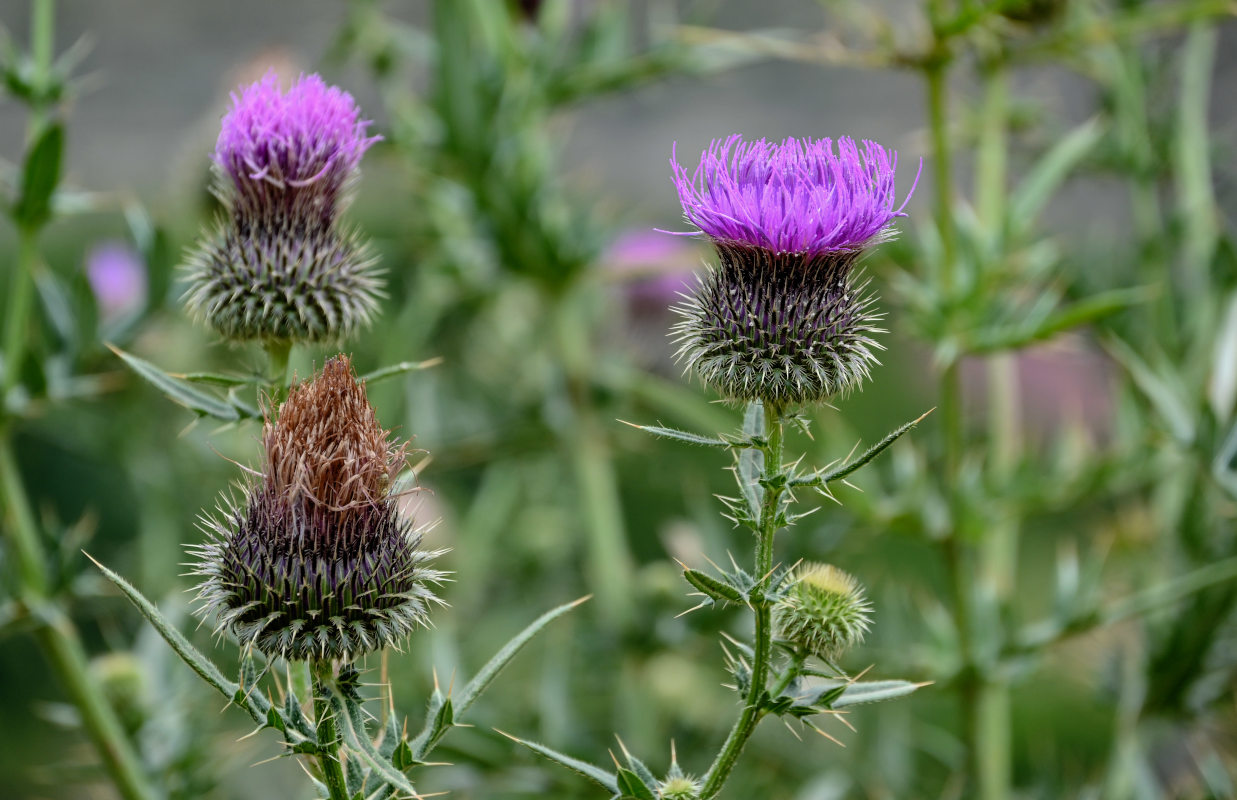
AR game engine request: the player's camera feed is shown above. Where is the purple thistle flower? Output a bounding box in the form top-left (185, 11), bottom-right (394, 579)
top-left (670, 135), bottom-right (916, 255)
top-left (669, 135), bottom-right (916, 406)
top-left (183, 72), bottom-right (383, 344)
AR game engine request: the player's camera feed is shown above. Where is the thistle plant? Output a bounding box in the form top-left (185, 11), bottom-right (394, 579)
top-left (505, 135), bottom-right (928, 798)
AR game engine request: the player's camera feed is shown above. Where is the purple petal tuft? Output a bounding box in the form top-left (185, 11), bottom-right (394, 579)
top-left (670, 135), bottom-right (918, 256)
top-left (214, 71), bottom-right (379, 200)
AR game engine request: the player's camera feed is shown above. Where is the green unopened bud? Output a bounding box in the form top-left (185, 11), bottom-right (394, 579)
top-left (774, 563), bottom-right (872, 661)
top-left (659, 776), bottom-right (701, 800)
top-left (91, 653), bottom-right (148, 735)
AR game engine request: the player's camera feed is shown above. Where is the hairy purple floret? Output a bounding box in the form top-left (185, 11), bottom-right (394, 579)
top-left (214, 72), bottom-right (379, 223)
top-left (670, 136), bottom-right (917, 256)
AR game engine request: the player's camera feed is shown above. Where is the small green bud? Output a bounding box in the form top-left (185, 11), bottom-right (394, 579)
top-left (774, 563), bottom-right (873, 661)
top-left (659, 775), bottom-right (701, 800)
top-left (91, 653), bottom-right (148, 735)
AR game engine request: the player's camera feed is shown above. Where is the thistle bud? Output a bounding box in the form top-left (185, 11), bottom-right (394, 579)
top-left (658, 776), bottom-right (701, 800)
top-left (774, 563), bottom-right (872, 661)
top-left (183, 73), bottom-right (383, 344)
top-left (191, 356), bottom-right (443, 661)
top-left (669, 136), bottom-right (916, 406)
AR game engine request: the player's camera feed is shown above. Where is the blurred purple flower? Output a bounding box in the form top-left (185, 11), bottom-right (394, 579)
top-left (85, 241), bottom-right (147, 323)
top-left (604, 230), bottom-right (698, 310)
top-left (670, 136), bottom-right (918, 256)
top-left (214, 71), bottom-right (380, 223)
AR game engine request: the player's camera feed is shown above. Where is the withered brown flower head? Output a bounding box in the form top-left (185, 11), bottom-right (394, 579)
top-left (191, 355), bottom-right (443, 661)
top-left (264, 355), bottom-right (406, 511)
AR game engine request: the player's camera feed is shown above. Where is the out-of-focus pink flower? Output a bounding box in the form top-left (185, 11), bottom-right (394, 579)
top-left (85, 241), bottom-right (147, 323)
top-left (604, 230), bottom-right (699, 310)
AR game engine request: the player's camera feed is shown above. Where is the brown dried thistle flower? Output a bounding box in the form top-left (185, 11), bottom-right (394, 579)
top-left (191, 355), bottom-right (443, 661)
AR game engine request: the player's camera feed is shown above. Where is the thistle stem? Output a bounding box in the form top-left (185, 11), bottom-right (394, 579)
top-left (3, 232), bottom-right (37, 399)
top-left (264, 339), bottom-right (293, 402)
top-left (700, 401), bottom-right (786, 799)
top-left (312, 660), bottom-right (350, 800)
top-left (0, 438), bottom-right (157, 800)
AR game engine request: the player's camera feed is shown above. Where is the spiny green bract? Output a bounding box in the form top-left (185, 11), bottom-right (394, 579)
top-left (774, 563), bottom-right (873, 661)
top-left (672, 243), bottom-right (884, 407)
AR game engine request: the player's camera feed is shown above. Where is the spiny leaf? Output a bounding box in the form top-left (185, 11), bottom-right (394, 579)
top-left (109, 344), bottom-right (240, 421)
top-left (359, 357), bottom-right (444, 386)
top-left (455, 595), bottom-right (589, 717)
top-left (682, 568), bottom-right (744, 604)
top-left (498, 731), bottom-right (618, 793)
top-left (800, 409), bottom-right (933, 487)
top-left (829, 679), bottom-right (929, 708)
top-left (88, 554), bottom-right (270, 725)
top-left (619, 420), bottom-right (729, 448)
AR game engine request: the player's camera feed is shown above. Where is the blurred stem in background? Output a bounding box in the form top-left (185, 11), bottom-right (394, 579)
top-left (0, 2), bottom-right (156, 799)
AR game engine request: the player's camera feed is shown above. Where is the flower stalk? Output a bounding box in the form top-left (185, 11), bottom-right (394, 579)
top-left (699, 401), bottom-right (785, 799)
top-left (312, 660), bottom-right (350, 800)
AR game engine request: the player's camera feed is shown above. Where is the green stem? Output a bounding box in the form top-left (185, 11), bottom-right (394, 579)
top-left (4, 228), bottom-right (38, 400)
top-left (926, 62), bottom-right (956, 292)
top-left (264, 339), bottom-right (293, 403)
top-left (312, 660), bottom-right (350, 800)
top-left (29, 0), bottom-right (54, 122)
top-left (700, 402), bottom-right (786, 799)
top-left (0, 438), bottom-right (156, 800)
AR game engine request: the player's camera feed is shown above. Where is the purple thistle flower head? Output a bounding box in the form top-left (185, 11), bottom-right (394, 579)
top-left (183, 72), bottom-right (384, 344)
top-left (669, 135), bottom-right (916, 406)
top-left (670, 135), bottom-right (917, 256)
top-left (214, 71), bottom-right (380, 222)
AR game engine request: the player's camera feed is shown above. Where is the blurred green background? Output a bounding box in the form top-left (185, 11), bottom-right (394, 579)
top-left (2, 1), bottom-right (1236, 798)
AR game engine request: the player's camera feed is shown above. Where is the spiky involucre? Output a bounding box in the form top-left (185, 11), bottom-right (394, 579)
top-left (658, 776), bottom-right (701, 800)
top-left (774, 563), bottom-right (873, 662)
top-left (182, 219), bottom-right (381, 343)
top-left (182, 73), bottom-right (384, 345)
top-left (672, 242), bottom-right (884, 406)
top-left (191, 356), bottom-right (443, 661)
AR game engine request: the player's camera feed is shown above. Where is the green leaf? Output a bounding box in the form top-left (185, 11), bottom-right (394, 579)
top-left (33, 268), bottom-right (77, 348)
top-left (1104, 336), bottom-right (1195, 444)
top-left (1009, 117), bottom-right (1103, 237)
top-left (13, 122), bottom-right (63, 230)
top-left (619, 421), bottom-right (728, 448)
top-left (801, 409), bottom-right (933, 487)
top-left (615, 767), bottom-right (657, 800)
top-left (682, 568), bottom-right (744, 604)
top-left (88, 554), bottom-right (268, 724)
top-left (499, 731), bottom-right (618, 793)
top-left (334, 693), bottom-right (422, 798)
top-left (969, 287), bottom-right (1151, 353)
top-left (358, 357), bottom-right (443, 386)
top-left (109, 344), bottom-right (240, 421)
top-left (455, 595), bottom-right (588, 717)
top-left (829, 680), bottom-right (928, 708)
top-left (172, 372), bottom-right (263, 388)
